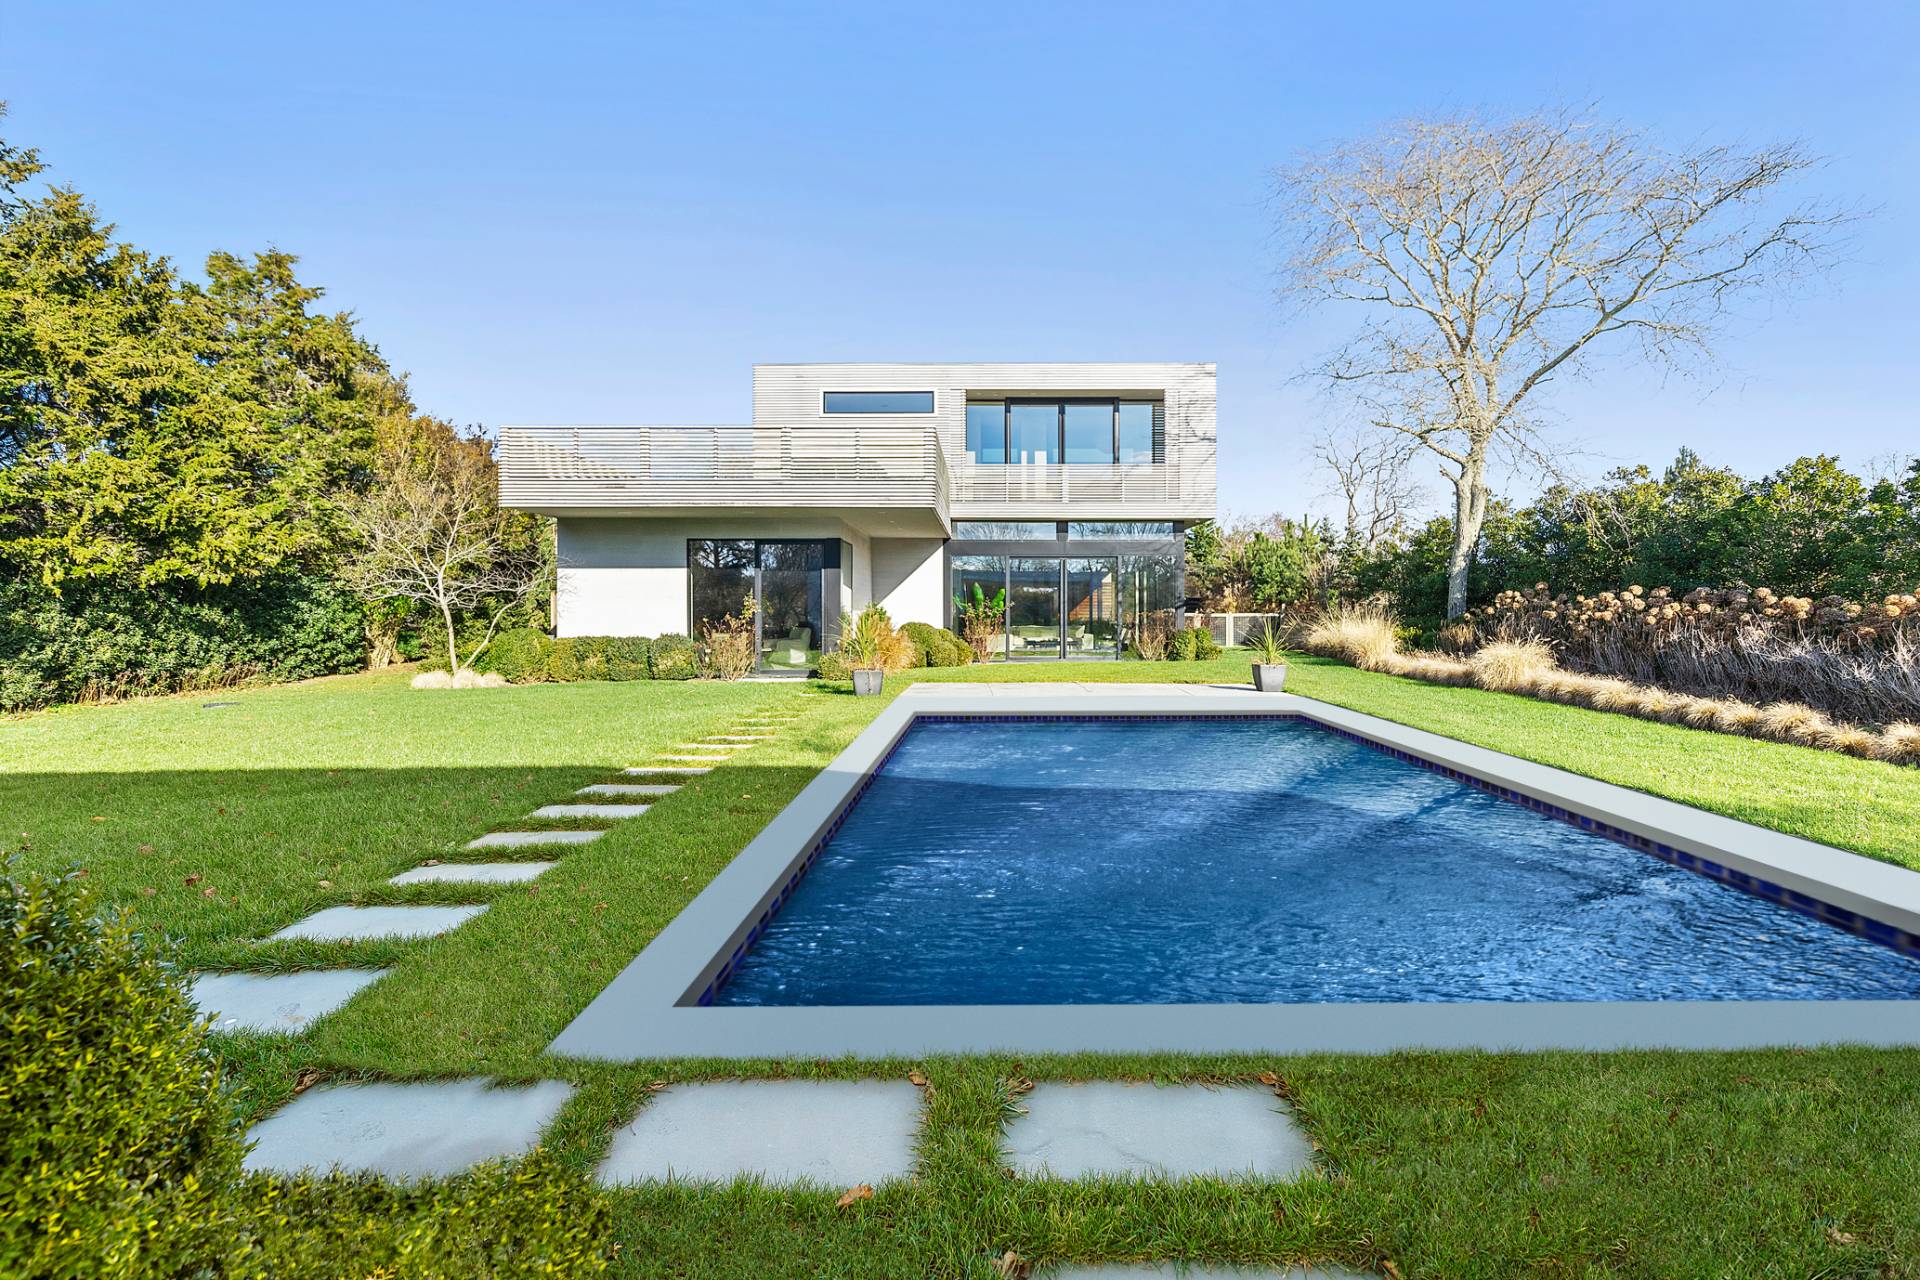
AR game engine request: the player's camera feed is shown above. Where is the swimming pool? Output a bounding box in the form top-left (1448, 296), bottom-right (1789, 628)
top-left (548, 685), bottom-right (1920, 1060)
top-left (715, 716), bottom-right (1920, 1006)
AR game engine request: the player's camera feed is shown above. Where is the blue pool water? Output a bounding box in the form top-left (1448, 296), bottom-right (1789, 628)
top-left (713, 717), bottom-right (1920, 1006)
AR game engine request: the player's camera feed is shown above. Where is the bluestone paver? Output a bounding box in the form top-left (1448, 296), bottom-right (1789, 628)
top-left (596, 1080), bottom-right (922, 1186)
top-left (469, 829), bottom-right (604, 849)
top-left (191, 969), bottom-right (385, 1034)
top-left (1004, 1083), bottom-right (1314, 1180)
top-left (578, 783), bottom-right (680, 797)
top-left (623, 765), bottom-right (711, 776)
top-left (268, 904), bottom-right (486, 942)
top-left (389, 861), bottom-right (554, 885)
top-left (243, 1078), bottom-right (574, 1179)
top-left (529, 803), bottom-right (648, 819)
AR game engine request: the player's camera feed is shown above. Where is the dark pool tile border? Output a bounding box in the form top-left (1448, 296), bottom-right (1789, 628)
top-left (698, 710), bottom-right (1920, 1004)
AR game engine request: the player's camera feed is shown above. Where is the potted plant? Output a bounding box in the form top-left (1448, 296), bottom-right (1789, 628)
top-left (839, 604), bottom-right (906, 696)
top-left (1249, 618), bottom-right (1288, 691)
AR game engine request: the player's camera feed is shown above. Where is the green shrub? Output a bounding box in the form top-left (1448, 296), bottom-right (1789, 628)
top-left (648, 633), bottom-right (699, 680)
top-left (546, 637), bottom-right (581, 682)
top-left (899, 621), bottom-right (972, 668)
top-left (486, 627), bottom-right (552, 682)
top-left (573, 636), bottom-right (610, 681)
top-left (0, 575), bottom-right (365, 711)
top-left (0, 865), bottom-right (248, 1278)
top-left (605, 636), bottom-right (651, 681)
top-left (1168, 624), bottom-right (1222, 662)
top-left (814, 650), bottom-right (852, 682)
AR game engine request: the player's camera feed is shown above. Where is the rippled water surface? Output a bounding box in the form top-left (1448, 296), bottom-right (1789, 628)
top-left (714, 717), bottom-right (1920, 1006)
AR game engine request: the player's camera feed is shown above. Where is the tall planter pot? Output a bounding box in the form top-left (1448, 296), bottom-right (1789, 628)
top-left (852, 669), bottom-right (886, 697)
top-left (1252, 663), bottom-right (1288, 692)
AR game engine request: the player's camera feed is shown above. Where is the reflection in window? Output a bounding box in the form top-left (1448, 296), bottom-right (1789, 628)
top-left (690, 540), bottom-right (755, 635)
top-left (1007, 558), bottom-right (1062, 656)
top-left (950, 555), bottom-right (1007, 661)
top-left (965, 402), bottom-right (1005, 464)
top-left (1009, 403), bottom-right (1059, 464)
top-left (1064, 402), bottom-right (1113, 464)
top-left (822, 391), bottom-right (934, 414)
top-left (953, 521), bottom-right (1058, 540)
top-left (1118, 402), bottom-right (1154, 463)
top-left (1065, 558), bottom-right (1119, 655)
top-left (1068, 522), bottom-right (1177, 540)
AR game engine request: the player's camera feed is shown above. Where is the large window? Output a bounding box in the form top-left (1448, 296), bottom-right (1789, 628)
top-left (689, 539), bottom-right (829, 672)
top-left (953, 521), bottom-right (1058, 540)
top-left (822, 390), bottom-right (934, 414)
top-left (951, 552), bottom-right (1177, 660)
top-left (964, 400), bottom-right (1161, 466)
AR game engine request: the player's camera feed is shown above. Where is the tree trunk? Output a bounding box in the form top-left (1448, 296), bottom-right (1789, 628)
top-left (1443, 451), bottom-right (1490, 619)
top-left (441, 599), bottom-right (463, 675)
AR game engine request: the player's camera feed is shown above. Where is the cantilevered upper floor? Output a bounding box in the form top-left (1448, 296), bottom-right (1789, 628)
top-left (496, 361), bottom-right (1216, 532)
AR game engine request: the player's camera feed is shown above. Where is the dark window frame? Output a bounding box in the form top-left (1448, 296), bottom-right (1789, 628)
top-left (963, 398), bottom-right (1163, 466)
top-left (820, 390), bottom-right (936, 415)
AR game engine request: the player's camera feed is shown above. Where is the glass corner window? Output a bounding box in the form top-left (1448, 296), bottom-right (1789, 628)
top-left (965, 402), bottom-right (1005, 464)
top-left (822, 390), bottom-right (934, 414)
top-left (1118, 402), bottom-right (1155, 463)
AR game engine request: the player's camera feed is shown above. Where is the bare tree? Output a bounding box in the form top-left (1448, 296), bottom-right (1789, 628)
top-left (1276, 108), bottom-right (1846, 616)
top-left (339, 420), bottom-right (546, 674)
top-left (1314, 424), bottom-right (1426, 550)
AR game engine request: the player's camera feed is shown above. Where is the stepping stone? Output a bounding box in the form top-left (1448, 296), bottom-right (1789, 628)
top-left (596, 1080), bottom-right (921, 1186)
top-left (268, 905), bottom-right (487, 943)
top-left (529, 803), bottom-right (648, 820)
top-left (244, 1078), bottom-right (574, 1180)
top-left (389, 861), bottom-right (554, 885)
top-left (677, 744), bottom-right (737, 753)
top-left (578, 783), bottom-right (680, 797)
top-left (660, 754), bottom-right (730, 763)
top-left (468, 829), bottom-right (604, 849)
top-left (191, 969), bottom-right (385, 1034)
top-left (1003, 1084), bottom-right (1314, 1181)
top-left (706, 734), bottom-right (772, 741)
top-left (1046, 1266), bottom-right (1375, 1279)
top-left (623, 766), bottom-right (711, 776)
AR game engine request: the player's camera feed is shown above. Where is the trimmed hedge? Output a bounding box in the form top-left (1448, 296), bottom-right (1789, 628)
top-left (546, 637), bottom-right (582, 682)
top-left (486, 627), bottom-right (552, 682)
top-left (2, 866), bottom-right (247, 1277)
top-left (0, 575), bottom-right (364, 712)
top-left (814, 650), bottom-right (853, 682)
top-left (606, 636), bottom-right (650, 681)
top-left (899, 621), bottom-right (972, 668)
top-left (648, 633), bottom-right (699, 680)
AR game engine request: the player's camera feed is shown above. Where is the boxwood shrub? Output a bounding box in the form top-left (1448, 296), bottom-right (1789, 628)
top-left (648, 633), bottom-right (699, 680)
top-left (1, 865), bottom-right (248, 1278)
top-left (545, 637), bottom-right (581, 682)
top-left (1168, 624), bottom-right (1222, 661)
top-left (486, 627), bottom-right (553, 682)
top-left (899, 621), bottom-right (971, 667)
top-left (573, 636), bottom-right (610, 680)
top-left (605, 636), bottom-right (651, 681)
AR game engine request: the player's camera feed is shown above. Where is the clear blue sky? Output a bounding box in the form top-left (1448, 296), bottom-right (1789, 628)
top-left (4, 1), bottom-right (1915, 520)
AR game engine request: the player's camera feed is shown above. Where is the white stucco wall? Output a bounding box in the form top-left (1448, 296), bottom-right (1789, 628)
top-left (871, 537), bottom-right (946, 627)
top-left (554, 516), bottom-right (879, 638)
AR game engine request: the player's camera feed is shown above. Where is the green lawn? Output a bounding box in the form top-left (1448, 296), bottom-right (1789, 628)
top-left (8, 659), bottom-right (1920, 1278)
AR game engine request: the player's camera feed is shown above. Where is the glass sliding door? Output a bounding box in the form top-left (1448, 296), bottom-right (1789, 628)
top-left (1007, 558), bottom-right (1063, 657)
top-left (1008, 403), bottom-right (1060, 465)
top-left (689, 539), bottom-right (829, 672)
top-left (951, 555), bottom-right (1008, 660)
top-left (757, 541), bottom-right (824, 670)
top-left (1064, 558), bottom-right (1119, 656)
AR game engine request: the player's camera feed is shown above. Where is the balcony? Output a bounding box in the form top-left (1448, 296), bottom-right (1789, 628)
top-left (497, 424), bottom-right (950, 531)
top-left (947, 459), bottom-right (1214, 521)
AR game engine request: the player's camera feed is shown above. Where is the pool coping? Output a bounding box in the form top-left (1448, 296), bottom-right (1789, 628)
top-left (547, 683), bottom-right (1920, 1060)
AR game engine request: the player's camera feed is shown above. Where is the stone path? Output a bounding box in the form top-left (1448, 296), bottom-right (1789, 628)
top-left (243, 1079), bottom-right (575, 1178)
top-left (1003, 1083), bottom-right (1315, 1180)
top-left (191, 969), bottom-right (386, 1034)
top-left (578, 783), bottom-right (679, 796)
top-left (469, 829), bottom-right (604, 849)
top-left (529, 802), bottom-right (650, 819)
top-left (596, 1080), bottom-right (922, 1186)
top-left (389, 861), bottom-right (554, 885)
top-left (269, 904), bottom-right (487, 942)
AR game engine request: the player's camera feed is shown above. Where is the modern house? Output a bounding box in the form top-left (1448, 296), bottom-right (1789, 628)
top-left (497, 362), bottom-right (1217, 672)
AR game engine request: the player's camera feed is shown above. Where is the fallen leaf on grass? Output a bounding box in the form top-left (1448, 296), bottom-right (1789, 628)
top-left (201, 887), bottom-right (217, 898)
top-left (1826, 1226), bottom-right (1859, 1246)
top-left (1382, 1262), bottom-right (1403, 1279)
top-left (989, 1250), bottom-right (1028, 1278)
top-left (91, 815), bottom-right (105, 823)
top-left (293, 1068), bottom-right (323, 1095)
top-left (137, 844), bottom-right (155, 855)
top-left (184, 873), bottom-right (202, 887)
top-left (1006, 1076), bottom-right (1035, 1095)
top-left (834, 1184), bottom-right (873, 1208)
top-left (1257, 1070), bottom-right (1281, 1087)
top-left (907, 1070), bottom-right (928, 1087)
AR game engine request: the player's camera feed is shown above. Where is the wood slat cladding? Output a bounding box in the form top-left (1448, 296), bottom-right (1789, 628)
top-left (752, 362), bottom-right (1216, 521)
